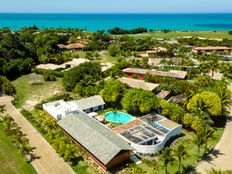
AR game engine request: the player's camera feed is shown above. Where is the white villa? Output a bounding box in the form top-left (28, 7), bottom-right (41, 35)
top-left (43, 100), bottom-right (75, 121)
top-left (43, 96), bottom-right (182, 155)
top-left (43, 95), bottom-right (105, 120)
top-left (113, 114), bottom-right (182, 154)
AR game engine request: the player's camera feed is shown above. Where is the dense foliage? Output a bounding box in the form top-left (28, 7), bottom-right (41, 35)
top-left (63, 62), bottom-right (101, 91)
top-left (100, 80), bottom-right (126, 107)
top-left (0, 76), bottom-right (16, 95)
top-left (121, 88), bottom-right (160, 115)
top-left (108, 27), bottom-right (147, 35)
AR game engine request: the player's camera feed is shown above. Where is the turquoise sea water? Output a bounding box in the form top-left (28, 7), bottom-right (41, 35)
top-left (0, 13), bottom-right (232, 31)
top-left (105, 111), bottom-right (135, 124)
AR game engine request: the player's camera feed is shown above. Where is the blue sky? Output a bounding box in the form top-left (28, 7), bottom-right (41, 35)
top-left (1, 0), bottom-right (232, 13)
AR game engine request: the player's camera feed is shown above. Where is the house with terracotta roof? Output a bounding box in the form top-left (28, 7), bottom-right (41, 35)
top-left (122, 68), bottom-right (187, 80)
top-left (118, 77), bottom-right (159, 92)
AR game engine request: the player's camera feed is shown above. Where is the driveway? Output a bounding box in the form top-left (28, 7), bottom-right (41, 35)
top-left (0, 96), bottom-right (75, 174)
top-left (197, 84), bottom-right (232, 173)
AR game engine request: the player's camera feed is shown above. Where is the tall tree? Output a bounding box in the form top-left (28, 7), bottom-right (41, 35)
top-left (202, 127), bottom-right (214, 154)
top-left (159, 147), bottom-right (174, 174)
top-left (174, 143), bottom-right (188, 173)
top-left (193, 133), bottom-right (204, 161)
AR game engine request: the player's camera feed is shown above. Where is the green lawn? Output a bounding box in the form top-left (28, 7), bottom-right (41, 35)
top-left (12, 74), bottom-right (65, 108)
top-left (75, 50), bottom-right (117, 63)
top-left (0, 123), bottom-right (37, 174)
top-left (125, 31), bottom-right (232, 39)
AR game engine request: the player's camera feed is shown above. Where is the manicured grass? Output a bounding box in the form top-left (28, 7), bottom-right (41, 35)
top-left (139, 126), bottom-right (225, 174)
top-left (12, 74), bottom-right (65, 108)
top-left (0, 123), bottom-right (37, 174)
top-left (125, 31), bottom-right (232, 39)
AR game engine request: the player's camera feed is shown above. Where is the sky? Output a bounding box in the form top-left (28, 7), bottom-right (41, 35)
top-left (1, 0), bottom-right (232, 13)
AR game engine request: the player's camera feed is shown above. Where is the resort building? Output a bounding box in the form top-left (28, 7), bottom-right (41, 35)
top-left (58, 112), bottom-right (133, 171)
top-left (122, 68), bottom-right (149, 80)
top-left (68, 95), bottom-right (105, 114)
top-left (118, 77), bottom-right (159, 92)
top-left (122, 68), bottom-right (187, 80)
top-left (192, 46), bottom-right (232, 54)
top-left (150, 69), bottom-right (187, 79)
top-left (42, 100), bottom-right (76, 121)
top-left (36, 58), bottom-right (89, 71)
top-left (112, 114), bottom-right (182, 154)
top-left (43, 95), bottom-right (105, 120)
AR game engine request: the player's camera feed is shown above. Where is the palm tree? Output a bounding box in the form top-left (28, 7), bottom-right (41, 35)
top-left (193, 133), bottom-right (204, 161)
top-left (174, 143), bottom-right (188, 173)
top-left (202, 127), bottom-right (214, 154)
top-left (159, 147), bottom-right (174, 174)
top-left (216, 87), bottom-right (232, 115)
top-left (207, 55), bottom-right (220, 79)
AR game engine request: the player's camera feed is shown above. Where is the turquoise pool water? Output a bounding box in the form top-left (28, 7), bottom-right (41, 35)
top-left (105, 111), bottom-right (135, 124)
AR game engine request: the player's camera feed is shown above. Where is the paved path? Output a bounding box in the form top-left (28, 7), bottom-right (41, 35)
top-left (0, 96), bottom-right (75, 174)
top-left (197, 84), bottom-right (232, 173)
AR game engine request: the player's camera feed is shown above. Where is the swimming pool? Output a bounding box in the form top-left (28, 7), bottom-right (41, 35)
top-left (105, 111), bottom-right (135, 124)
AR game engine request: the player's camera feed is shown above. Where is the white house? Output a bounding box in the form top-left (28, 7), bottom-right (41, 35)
top-left (42, 100), bottom-right (76, 121)
top-left (43, 96), bottom-right (105, 121)
top-left (68, 95), bottom-right (105, 113)
top-left (113, 114), bottom-right (182, 154)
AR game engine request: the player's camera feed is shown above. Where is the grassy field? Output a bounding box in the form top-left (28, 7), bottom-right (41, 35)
top-left (12, 74), bottom-right (65, 109)
top-left (0, 123), bottom-right (37, 174)
top-left (126, 31), bottom-right (232, 39)
top-left (139, 126), bottom-right (225, 174)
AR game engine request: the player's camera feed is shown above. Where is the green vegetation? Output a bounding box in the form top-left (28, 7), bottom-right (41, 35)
top-left (20, 110), bottom-right (95, 174)
top-left (121, 88), bottom-right (160, 115)
top-left (0, 114), bottom-right (36, 174)
top-left (100, 80), bottom-right (126, 107)
top-left (108, 27), bottom-right (147, 35)
top-left (0, 76), bottom-right (16, 95)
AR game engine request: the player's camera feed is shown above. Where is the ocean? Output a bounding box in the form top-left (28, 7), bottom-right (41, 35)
top-left (0, 13), bottom-right (232, 31)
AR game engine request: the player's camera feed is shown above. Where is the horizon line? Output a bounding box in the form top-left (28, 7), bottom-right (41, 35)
top-left (1, 12), bottom-right (232, 14)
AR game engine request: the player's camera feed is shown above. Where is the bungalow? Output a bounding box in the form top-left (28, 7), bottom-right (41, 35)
top-left (150, 69), bottom-right (187, 79)
top-left (118, 77), bottom-right (159, 92)
top-left (192, 46), bottom-right (232, 54)
top-left (58, 112), bottom-right (133, 171)
top-left (68, 95), bottom-right (105, 113)
top-left (122, 68), bottom-right (149, 80)
top-left (122, 68), bottom-right (187, 80)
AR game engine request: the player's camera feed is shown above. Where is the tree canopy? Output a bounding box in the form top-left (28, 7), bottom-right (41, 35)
top-left (121, 88), bottom-right (160, 115)
top-left (100, 80), bottom-right (126, 107)
top-left (63, 62), bottom-right (101, 91)
top-left (187, 91), bottom-right (222, 117)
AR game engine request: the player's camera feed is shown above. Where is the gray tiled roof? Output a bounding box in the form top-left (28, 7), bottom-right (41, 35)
top-left (58, 112), bottom-right (132, 165)
top-left (74, 95), bottom-right (105, 111)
